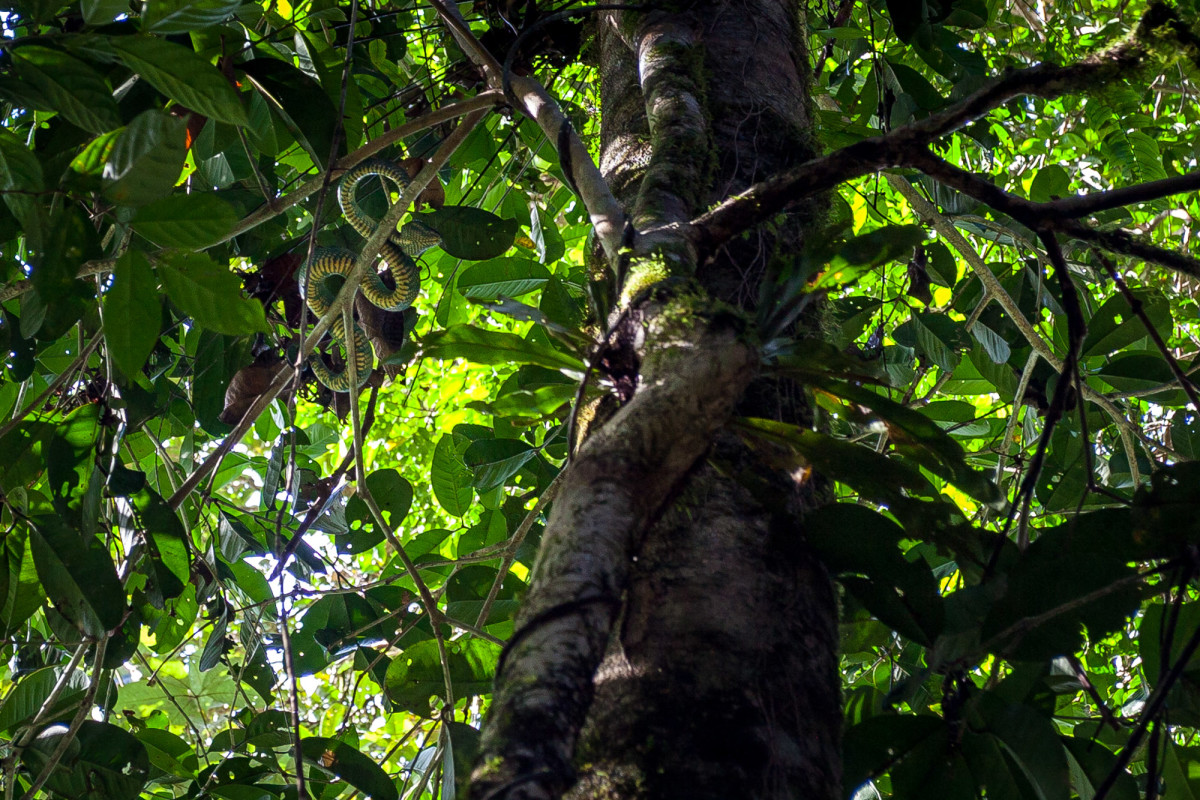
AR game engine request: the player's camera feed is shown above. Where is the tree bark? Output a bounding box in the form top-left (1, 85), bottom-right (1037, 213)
top-left (471, 2), bottom-right (841, 798)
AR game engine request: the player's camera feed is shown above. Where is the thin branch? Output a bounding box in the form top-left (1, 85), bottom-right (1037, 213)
top-left (474, 469), bottom-right (567, 629)
top-left (0, 332), bottom-right (103, 441)
top-left (508, 76), bottom-right (628, 263)
top-left (19, 638), bottom-right (107, 800)
top-left (691, 3), bottom-right (1194, 259)
top-left (424, 0), bottom-right (627, 264)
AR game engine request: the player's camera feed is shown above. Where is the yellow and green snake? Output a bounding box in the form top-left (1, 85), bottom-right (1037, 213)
top-left (298, 158), bottom-right (441, 392)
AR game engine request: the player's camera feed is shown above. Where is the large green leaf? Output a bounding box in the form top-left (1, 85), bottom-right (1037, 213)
top-left (0, 127), bottom-right (45, 235)
top-left (104, 250), bottom-right (161, 377)
top-left (422, 325), bottom-right (583, 374)
top-left (103, 110), bottom-right (189, 207)
top-left (240, 58), bottom-right (340, 168)
top-left (463, 437), bottom-right (539, 490)
top-left (0, 528), bottom-right (44, 635)
top-left (141, 0), bottom-right (240, 33)
top-left (457, 258), bottom-right (551, 299)
top-left (131, 486), bottom-right (190, 601)
top-left (384, 638), bottom-right (500, 716)
top-left (111, 36), bottom-right (248, 126)
top-left (28, 516), bottom-right (125, 637)
top-left (131, 193), bottom-right (237, 248)
top-left (301, 738), bottom-right (399, 800)
top-left (21, 720), bottom-right (150, 800)
top-left (158, 251), bottom-right (268, 334)
top-left (431, 434), bottom-right (474, 517)
top-left (9, 45), bottom-right (120, 133)
top-left (0, 666), bottom-right (89, 734)
top-left (416, 206), bottom-right (521, 260)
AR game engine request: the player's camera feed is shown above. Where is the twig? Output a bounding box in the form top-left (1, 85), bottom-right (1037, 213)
top-left (474, 469), bottom-right (566, 629)
top-left (0, 332), bottom-right (103, 441)
top-left (19, 637), bottom-right (108, 800)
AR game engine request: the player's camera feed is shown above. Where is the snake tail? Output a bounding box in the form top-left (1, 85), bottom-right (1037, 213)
top-left (298, 247), bottom-right (375, 392)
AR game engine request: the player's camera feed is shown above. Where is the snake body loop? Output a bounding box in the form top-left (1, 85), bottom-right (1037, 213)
top-left (298, 159), bottom-right (440, 392)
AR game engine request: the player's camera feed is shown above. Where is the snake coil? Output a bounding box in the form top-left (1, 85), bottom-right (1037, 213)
top-left (298, 159), bottom-right (441, 392)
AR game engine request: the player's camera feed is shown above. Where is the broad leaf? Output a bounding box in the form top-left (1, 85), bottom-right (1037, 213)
top-left (158, 252), bottom-right (270, 335)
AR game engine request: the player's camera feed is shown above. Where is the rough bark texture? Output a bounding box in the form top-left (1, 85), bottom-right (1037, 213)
top-left (472, 2), bottom-right (841, 799)
top-left (567, 2), bottom-right (842, 799)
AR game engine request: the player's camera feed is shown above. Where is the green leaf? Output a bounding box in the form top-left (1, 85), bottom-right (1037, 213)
top-left (0, 127), bottom-right (45, 235)
top-left (240, 58), bottom-right (340, 168)
top-left (530, 203), bottom-right (566, 264)
top-left (736, 417), bottom-right (934, 504)
top-left (111, 36), bottom-right (248, 126)
top-left (807, 505), bottom-right (944, 645)
top-left (422, 325), bottom-right (583, 374)
top-left (416, 206), bottom-right (521, 260)
top-left (141, 0), bottom-right (240, 33)
top-left (844, 714), bottom-right (946, 795)
top-left (131, 486), bottom-right (190, 600)
top-left (1062, 737), bottom-right (1138, 800)
top-left (300, 738), bottom-right (399, 800)
top-left (29, 516), bottom-right (125, 637)
top-left (104, 250), bottom-right (161, 377)
top-left (1094, 353), bottom-right (1175, 393)
top-left (463, 438), bottom-right (538, 490)
top-left (431, 434), bottom-right (474, 517)
top-left (979, 697), bottom-right (1070, 800)
top-left (384, 638), bottom-right (500, 716)
top-left (0, 666), bottom-right (89, 734)
top-left (81, 0), bottom-right (128, 25)
top-left (811, 225), bottom-right (927, 290)
top-left (458, 258), bottom-right (551, 300)
top-left (344, 468), bottom-right (413, 547)
top-left (10, 45), bottom-right (121, 133)
top-left (135, 729), bottom-right (199, 781)
top-left (1081, 289), bottom-right (1171, 358)
top-left (0, 529), bottom-right (44, 635)
top-left (883, 0), bottom-right (927, 42)
top-left (158, 252), bottom-right (269, 335)
top-left (103, 110), bottom-right (189, 207)
top-left (22, 720), bottom-right (150, 800)
top-left (1029, 165), bottom-right (1070, 203)
top-left (132, 192), bottom-right (237, 248)
top-left (971, 322), bottom-right (1011, 365)
top-left (909, 312), bottom-right (962, 373)
top-left (1139, 602), bottom-right (1200, 687)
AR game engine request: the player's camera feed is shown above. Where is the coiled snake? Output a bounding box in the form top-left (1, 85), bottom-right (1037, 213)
top-left (298, 159), bottom-right (440, 392)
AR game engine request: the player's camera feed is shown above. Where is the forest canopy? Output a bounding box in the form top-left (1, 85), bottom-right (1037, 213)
top-left (0, 0), bottom-right (1199, 798)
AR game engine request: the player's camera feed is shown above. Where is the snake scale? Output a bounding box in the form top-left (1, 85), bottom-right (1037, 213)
top-left (298, 158), bottom-right (440, 392)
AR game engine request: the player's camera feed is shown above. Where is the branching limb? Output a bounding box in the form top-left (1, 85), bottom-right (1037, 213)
top-left (508, 76), bottom-right (628, 263)
top-left (424, 0), bottom-right (627, 264)
top-left (692, 2), bottom-right (1196, 260)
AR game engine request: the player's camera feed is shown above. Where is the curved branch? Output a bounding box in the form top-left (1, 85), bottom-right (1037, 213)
top-left (690, 2), bottom-right (1195, 260)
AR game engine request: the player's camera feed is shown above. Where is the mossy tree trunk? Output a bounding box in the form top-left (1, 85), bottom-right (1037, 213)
top-left (470, 2), bottom-right (841, 799)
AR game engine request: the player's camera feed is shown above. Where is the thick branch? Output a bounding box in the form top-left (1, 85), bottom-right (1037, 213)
top-left (690, 2), bottom-right (1192, 260)
top-left (631, 13), bottom-right (709, 233)
top-left (470, 309), bottom-right (758, 800)
top-left (509, 76), bottom-right (627, 263)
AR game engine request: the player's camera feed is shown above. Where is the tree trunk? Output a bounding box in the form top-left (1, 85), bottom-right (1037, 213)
top-left (471, 2), bottom-right (841, 798)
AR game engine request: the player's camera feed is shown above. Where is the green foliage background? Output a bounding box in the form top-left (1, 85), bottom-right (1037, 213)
top-left (0, 0), bottom-right (1198, 797)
